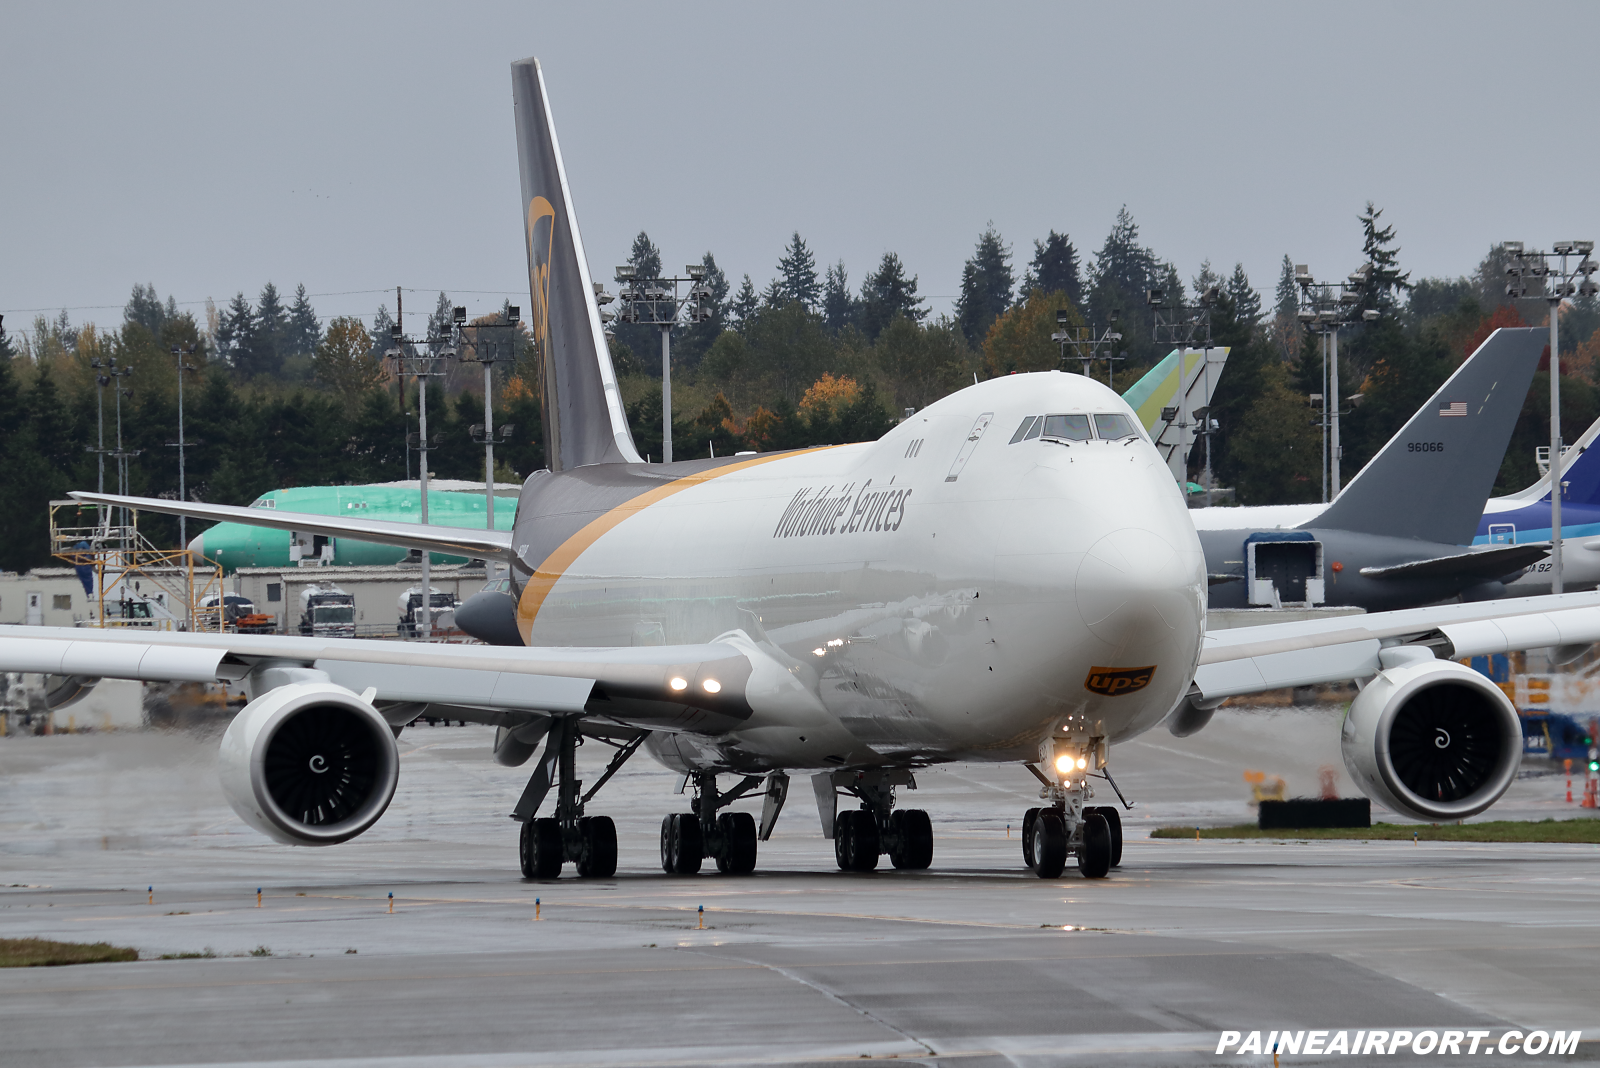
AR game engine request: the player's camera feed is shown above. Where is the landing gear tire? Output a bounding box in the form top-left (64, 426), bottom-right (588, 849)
top-left (888, 809), bottom-right (933, 870)
top-left (1077, 812), bottom-right (1112, 879)
top-left (1086, 805), bottom-right (1122, 868)
top-left (661, 813), bottom-right (703, 875)
top-left (575, 815), bottom-right (617, 878)
top-left (835, 809), bottom-right (880, 872)
top-left (1032, 811), bottom-right (1067, 879)
top-left (522, 817), bottom-right (563, 880)
top-left (715, 811), bottom-right (758, 874)
top-left (1021, 807), bottom-right (1041, 871)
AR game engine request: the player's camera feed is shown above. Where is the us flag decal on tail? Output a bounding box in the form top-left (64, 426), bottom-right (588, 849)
top-left (1439, 401), bottom-right (1468, 417)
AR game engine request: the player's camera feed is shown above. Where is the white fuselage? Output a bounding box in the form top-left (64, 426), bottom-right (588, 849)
top-left (514, 372), bottom-right (1207, 769)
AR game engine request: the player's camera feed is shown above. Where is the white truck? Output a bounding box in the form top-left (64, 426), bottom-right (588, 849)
top-left (298, 583), bottom-right (356, 638)
top-left (398, 585), bottom-right (458, 637)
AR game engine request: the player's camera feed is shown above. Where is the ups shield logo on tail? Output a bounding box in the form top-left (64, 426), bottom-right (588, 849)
top-left (1084, 666), bottom-right (1156, 697)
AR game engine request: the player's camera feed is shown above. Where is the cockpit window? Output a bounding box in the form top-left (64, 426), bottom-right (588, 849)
top-left (1093, 413), bottom-right (1138, 441)
top-left (1041, 414), bottom-right (1093, 441)
top-left (1009, 416), bottom-right (1038, 444)
top-left (1023, 417), bottom-right (1043, 440)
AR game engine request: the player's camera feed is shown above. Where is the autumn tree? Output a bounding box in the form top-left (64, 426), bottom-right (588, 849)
top-left (314, 316), bottom-right (387, 414)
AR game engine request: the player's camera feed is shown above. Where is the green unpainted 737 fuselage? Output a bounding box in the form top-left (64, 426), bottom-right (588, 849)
top-left (189, 484), bottom-right (518, 572)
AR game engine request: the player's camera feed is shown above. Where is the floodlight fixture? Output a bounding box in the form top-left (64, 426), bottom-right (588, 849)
top-left (615, 265), bottom-right (636, 280)
top-left (686, 264), bottom-right (706, 279)
top-left (1056, 309), bottom-right (1072, 324)
top-left (1295, 264), bottom-right (1312, 287)
top-left (1362, 309), bottom-right (1380, 321)
top-left (390, 323), bottom-right (403, 339)
top-left (507, 306), bottom-right (521, 324)
top-left (1577, 241), bottom-right (1595, 254)
top-left (453, 306), bottom-right (467, 325)
top-left (1050, 330), bottom-right (1069, 342)
top-left (1503, 241), bottom-right (1524, 253)
top-left (1298, 310), bottom-right (1316, 323)
top-left (1146, 287), bottom-right (1166, 306)
top-left (1108, 310), bottom-right (1120, 324)
top-left (1200, 286), bottom-right (1221, 306)
top-left (1580, 281), bottom-right (1600, 298)
top-left (1554, 241), bottom-right (1577, 254)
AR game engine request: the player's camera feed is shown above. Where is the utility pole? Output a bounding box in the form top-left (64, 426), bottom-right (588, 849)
top-left (87, 359), bottom-right (112, 497)
top-left (109, 362), bottom-right (138, 546)
top-left (1505, 240), bottom-right (1599, 595)
top-left (168, 343), bottom-right (198, 550)
top-left (388, 320), bottom-right (454, 638)
top-left (612, 264), bottom-right (716, 463)
top-left (459, 304), bottom-right (520, 543)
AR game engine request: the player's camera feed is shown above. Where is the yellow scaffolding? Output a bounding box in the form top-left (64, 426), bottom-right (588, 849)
top-left (49, 500), bottom-right (223, 632)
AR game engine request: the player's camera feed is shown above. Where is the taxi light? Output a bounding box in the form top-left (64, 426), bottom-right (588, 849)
top-left (1054, 754), bottom-right (1075, 775)
top-left (812, 648), bottom-right (826, 657)
top-left (702, 679), bottom-right (721, 694)
top-left (668, 677), bottom-right (688, 691)
top-left (1076, 757), bottom-right (1088, 770)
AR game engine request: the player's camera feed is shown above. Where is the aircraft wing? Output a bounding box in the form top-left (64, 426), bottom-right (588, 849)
top-left (71, 491), bottom-right (517, 565)
top-left (1191, 590), bottom-right (1600, 701)
top-left (0, 624), bottom-right (880, 762)
top-left (1357, 541), bottom-right (1550, 582)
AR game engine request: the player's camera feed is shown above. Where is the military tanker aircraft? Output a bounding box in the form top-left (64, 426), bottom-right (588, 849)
top-left (6, 57), bottom-right (1600, 882)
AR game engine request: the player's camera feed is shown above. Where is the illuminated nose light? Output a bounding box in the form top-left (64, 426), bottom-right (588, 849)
top-left (812, 648), bottom-right (826, 657)
top-left (1054, 754), bottom-right (1075, 775)
top-left (702, 679), bottom-right (721, 694)
top-left (1076, 757), bottom-right (1088, 770)
top-left (668, 677), bottom-right (688, 691)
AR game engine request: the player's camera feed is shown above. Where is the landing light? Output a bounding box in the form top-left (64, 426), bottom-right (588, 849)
top-left (702, 679), bottom-right (721, 694)
top-left (1054, 754), bottom-right (1075, 775)
top-left (812, 648), bottom-right (826, 657)
top-left (669, 677), bottom-right (688, 691)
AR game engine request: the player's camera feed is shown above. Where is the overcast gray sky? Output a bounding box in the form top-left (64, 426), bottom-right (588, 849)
top-left (4, 2), bottom-right (1596, 336)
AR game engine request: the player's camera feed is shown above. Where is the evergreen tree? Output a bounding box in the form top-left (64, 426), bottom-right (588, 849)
top-left (955, 225), bottom-right (1013, 346)
top-left (1358, 202), bottom-right (1412, 315)
top-left (776, 232), bottom-right (821, 309)
top-left (217, 291), bottom-right (257, 373)
top-left (0, 315), bottom-right (13, 359)
top-left (427, 291), bottom-right (455, 350)
top-left (1228, 263), bottom-right (1262, 325)
top-left (1022, 231), bottom-right (1082, 308)
top-left (125, 283), bottom-right (168, 338)
top-left (287, 283), bottom-right (321, 356)
top-left (860, 253), bottom-right (927, 341)
top-left (254, 282), bottom-right (288, 376)
top-left (730, 275), bottom-right (759, 333)
top-left (629, 231), bottom-right (662, 278)
top-left (822, 261), bottom-right (858, 334)
top-left (1192, 259), bottom-right (1223, 298)
top-left (1085, 207), bottom-right (1161, 361)
top-left (315, 316), bottom-right (386, 416)
top-left (368, 303), bottom-right (396, 359)
top-left (1274, 255), bottom-right (1298, 317)
top-left (675, 252), bottom-right (729, 368)
top-left (760, 277), bottom-right (785, 309)
top-left (52, 310), bottom-right (78, 354)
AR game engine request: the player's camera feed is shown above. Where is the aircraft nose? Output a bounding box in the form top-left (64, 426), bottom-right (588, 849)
top-left (187, 531), bottom-right (205, 560)
top-left (1076, 528), bottom-right (1204, 648)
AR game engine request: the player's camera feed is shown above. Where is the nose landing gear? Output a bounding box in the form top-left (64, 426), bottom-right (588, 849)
top-left (1021, 766), bottom-right (1125, 880)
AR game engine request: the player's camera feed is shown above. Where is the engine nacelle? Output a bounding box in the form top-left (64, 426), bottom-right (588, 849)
top-left (1341, 657), bottom-right (1522, 822)
top-left (219, 681), bottom-right (399, 846)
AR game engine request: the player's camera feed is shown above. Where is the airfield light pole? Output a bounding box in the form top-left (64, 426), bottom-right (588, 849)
top-left (108, 362), bottom-right (139, 547)
top-left (168, 343), bottom-right (198, 550)
top-left (1052, 310), bottom-right (1124, 387)
top-left (1505, 240), bottom-right (1599, 595)
top-left (87, 359), bottom-right (113, 497)
top-left (1296, 266), bottom-right (1377, 501)
top-left (612, 265), bottom-right (716, 463)
top-left (457, 304), bottom-right (520, 539)
top-left (389, 323), bottom-right (454, 638)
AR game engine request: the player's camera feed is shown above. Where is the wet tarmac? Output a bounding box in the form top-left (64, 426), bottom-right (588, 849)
top-left (2, 709), bottom-right (1596, 1067)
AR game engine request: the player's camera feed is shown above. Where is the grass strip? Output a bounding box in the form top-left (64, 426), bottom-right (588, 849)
top-left (1150, 818), bottom-right (1600, 842)
top-left (0, 937), bottom-right (138, 968)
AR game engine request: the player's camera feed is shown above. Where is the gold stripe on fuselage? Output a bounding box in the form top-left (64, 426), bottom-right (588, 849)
top-left (514, 449), bottom-right (836, 641)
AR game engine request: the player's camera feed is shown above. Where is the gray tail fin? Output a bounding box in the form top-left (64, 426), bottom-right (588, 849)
top-left (1310, 327), bottom-right (1544, 544)
top-left (511, 58), bottom-right (642, 472)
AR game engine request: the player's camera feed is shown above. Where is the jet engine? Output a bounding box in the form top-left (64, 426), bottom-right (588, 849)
top-left (1341, 656), bottom-right (1522, 822)
top-left (218, 681), bottom-right (399, 845)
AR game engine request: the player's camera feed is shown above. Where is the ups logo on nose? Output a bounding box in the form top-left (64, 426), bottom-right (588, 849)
top-left (1084, 666), bottom-right (1156, 697)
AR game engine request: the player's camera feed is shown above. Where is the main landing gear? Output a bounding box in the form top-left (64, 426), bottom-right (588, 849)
top-left (512, 717), bottom-right (642, 880)
top-left (661, 771), bottom-right (787, 875)
top-left (815, 768), bottom-right (934, 872)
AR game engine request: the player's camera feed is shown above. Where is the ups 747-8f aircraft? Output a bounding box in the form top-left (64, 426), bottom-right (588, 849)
top-left (7, 57), bottom-right (1600, 882)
